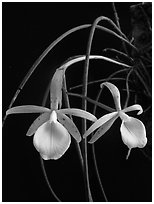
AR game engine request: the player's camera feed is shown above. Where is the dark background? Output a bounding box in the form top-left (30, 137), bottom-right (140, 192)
top-left (3, 2), bottom-right (152, 202)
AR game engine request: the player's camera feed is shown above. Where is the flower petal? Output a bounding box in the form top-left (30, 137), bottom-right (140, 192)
top-left (26, 112), bottom-right (51, 136)
top-left (57, 112), bottom-right (81, 142)
top-left (58, 108), bottom-right (97, 121)
top-left (120, 116), bottom-right (147, 149)
top-left (123, 104), bottom-right (143, 115)
top-left (100, 82), bottom-right (121, 111)
top-left (50, 68), bottom-right (64, 109)
top-left (83, 112), bottom-right (118, 138)
top-left (33, 120), bottom-right (71, 160)
top-left (6, 105), bottom-right (50, 115)
top-left (89, 114), bottom-right (118, 143)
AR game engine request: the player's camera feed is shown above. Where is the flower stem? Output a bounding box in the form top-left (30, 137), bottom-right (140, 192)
top-left (40, 156), bottom-right (61, 202)
top-left (124, 68), bottom-right (133, 108)
top-left (92, 88), bottom-right (108, 201)
top-left (112, 2), bottom-right (128, 55)
top-left (63, 75), bottom-right (84, 170)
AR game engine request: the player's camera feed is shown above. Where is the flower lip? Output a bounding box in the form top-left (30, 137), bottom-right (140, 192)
top-left (33, 120), bottom-right (71, 160)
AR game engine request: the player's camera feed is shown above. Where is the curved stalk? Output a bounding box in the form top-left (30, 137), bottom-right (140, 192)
top-left (40, 156), bottom-right (61, 202)
top-left (67, 92), bottom-right (115, 112)
top-left (124, 68), bottom-right (133, 108)
top-left (3, 22), bottom-right (136, 126)
top-left (63, 75), bottom-right (84, 170)
top-left (134, 70), bottom-right (151, 98)
top-left (112, 2), bottom-right (128, 55)
top-left (70, 77), bottom-right (129, 91)
top-left (92, 87), bottom-right (108, 201)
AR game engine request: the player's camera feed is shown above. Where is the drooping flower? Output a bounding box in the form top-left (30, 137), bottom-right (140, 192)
top-left (83, 82), bottom-right (147, 159)
top-left (6, 68), bottom-right (97, 160)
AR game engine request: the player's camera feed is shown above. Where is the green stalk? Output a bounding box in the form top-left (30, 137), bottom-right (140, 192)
top-left (92, 87), bottom-right (108, 201)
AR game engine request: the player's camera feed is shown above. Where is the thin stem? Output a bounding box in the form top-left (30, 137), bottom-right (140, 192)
top-left (40, 157), bottom-right (61, 202)
top-left (67, 92), bottom-right (115, 112)
top-left (103, 48), bottom-right (133, 63)
top-left (134, 70), bottom-right (151, 98)
top-left (81, 15), bottom-right (125, 201)
top-left (112, 2), bottom-right (128, 55)
top-left (63, 75), bottom-right (84, 170)
top-left (81, 17), bottom-right (107, 202)
top-left (70, 77), bottom-right (129, 91)
top-left (124, 69), bottom-right (133, 108)
top-left (138, 59), bottom-right (151, 86)
top-left (92, 88), bottom-right (108, 201)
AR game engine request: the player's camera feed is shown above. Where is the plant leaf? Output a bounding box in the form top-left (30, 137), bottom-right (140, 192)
top-left (89, 114), bottom-right (118, 143)
top-left (6, 105), bottom-right (50, 115)
top-left (83, 112), bottom-right (118, 138)
top-left (58, 108), bottom-right (97, 121)
top-left (57, 112), bottom-right (81, 142)
top-left (26, 112), bottom-right (51, 136)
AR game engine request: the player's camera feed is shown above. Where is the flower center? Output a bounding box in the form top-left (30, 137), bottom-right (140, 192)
top-left (118, 110), bottom-right (130, 122)
top-left (49, 110), bottom-right (57, 123)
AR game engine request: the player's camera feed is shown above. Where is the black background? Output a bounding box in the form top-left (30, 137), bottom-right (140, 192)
top-left (3, 2), bottom-right (152, 202)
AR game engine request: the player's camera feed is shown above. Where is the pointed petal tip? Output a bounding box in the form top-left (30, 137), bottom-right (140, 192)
top-left (100, 82), bottom-right (121, 111)
top-left (123, 104), bottom-right (143, 115)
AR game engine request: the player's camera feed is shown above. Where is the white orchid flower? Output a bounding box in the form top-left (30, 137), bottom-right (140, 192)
top-left (83, 82), bottom-right (147, 159)
top-left (6, 69), bottom-right (97, 160)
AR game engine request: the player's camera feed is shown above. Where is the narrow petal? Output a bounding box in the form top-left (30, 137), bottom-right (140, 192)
top-left (33, 120), bottom-right (71, 160)
top-left (6, 105), bottom-right (50, 115)
top-left (120, 116), bottom-right (147, 149)
top-left (26, 112), bottom-right (51, 136)
top-left (58, 108), bottom-right (97, 121)
top-left (89, 114), bottom-right (118, 143)
top-left (83, 112), bottom-right (118, 138)
top-left (50, 68), bottom-right (64, 109)
top-left (100, 82), bottom-right (121, 111)
top-left (57, 112), bottom-right (81, 142)
top-left (123, 104), bottom-right (143, 115)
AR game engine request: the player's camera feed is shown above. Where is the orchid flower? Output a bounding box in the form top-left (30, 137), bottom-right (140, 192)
top-left (83, 82), bottom-right (147, 159)
top-left (6, 68), bottom-right (97, 160)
